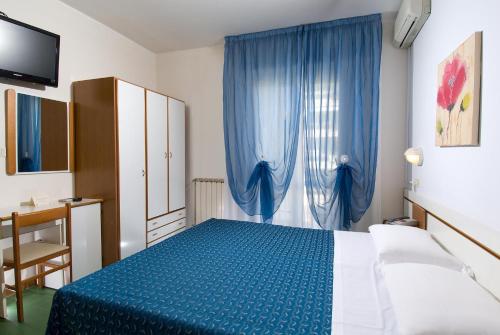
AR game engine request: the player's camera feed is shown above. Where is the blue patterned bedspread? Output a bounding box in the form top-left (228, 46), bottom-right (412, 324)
top-left (46, 219), bottom-right (334, 334)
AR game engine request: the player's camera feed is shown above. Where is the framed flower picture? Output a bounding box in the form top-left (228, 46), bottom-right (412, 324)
top-left (435, 32), bottom-right (482, 147)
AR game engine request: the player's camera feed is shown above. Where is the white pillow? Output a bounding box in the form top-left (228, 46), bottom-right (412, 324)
top-left (383, 263), bottom-right (500, 335)
top-left (369, 224), bottom-right (465, 272)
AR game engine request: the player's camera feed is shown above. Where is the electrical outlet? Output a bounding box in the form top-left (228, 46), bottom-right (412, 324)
top-left (0, 147), bottom-right (6, 158)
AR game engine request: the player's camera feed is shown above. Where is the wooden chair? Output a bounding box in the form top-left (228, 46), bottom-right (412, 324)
top-left (2, 204), bottom-right (72, 322)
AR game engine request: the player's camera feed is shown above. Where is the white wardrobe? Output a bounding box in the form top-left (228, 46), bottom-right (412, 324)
top-left (146, 90), bottom-right (186, 247)
top-left (74, 78), bottom-right (186, 266)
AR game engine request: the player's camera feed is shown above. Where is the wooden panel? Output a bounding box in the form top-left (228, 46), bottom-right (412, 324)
top-left (14, 206), bottom-right (67, 228)
top-left (73, 77), bottom-right (119, 266)
top-left (5, 89), bottom-right (16, 175)
top-left (412, 202), bottom-right (427, 229)
top-left (68, 102), bottom-right (75, 172)
top-left (40, 97), bottom-right (68, 171)
top-left (471, 32), bottom-right (482, 145)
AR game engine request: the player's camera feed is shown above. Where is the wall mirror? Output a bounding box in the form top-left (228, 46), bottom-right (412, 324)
top-left (5, 89), bottom-right (74, 174)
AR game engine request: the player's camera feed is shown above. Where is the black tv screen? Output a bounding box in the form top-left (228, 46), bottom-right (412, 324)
top-left (0, 16), bottom-right (60, 87)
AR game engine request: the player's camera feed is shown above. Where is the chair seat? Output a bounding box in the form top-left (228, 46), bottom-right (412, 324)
top-left (3, 241), bottom-right (69, 266)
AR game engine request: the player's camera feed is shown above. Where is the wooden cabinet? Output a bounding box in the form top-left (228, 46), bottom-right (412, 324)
top-left (74, 78), bottom-right (185, 266)
top-left (74, 78), bottom-right (146, 265)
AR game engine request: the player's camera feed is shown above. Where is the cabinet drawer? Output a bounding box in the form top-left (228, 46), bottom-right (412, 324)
top-left (147, 218), bottom-right (186, 243)
top-left (147, 209), bottom-right (186, 232)
top-left (147, 227), bottom-right (186, 247)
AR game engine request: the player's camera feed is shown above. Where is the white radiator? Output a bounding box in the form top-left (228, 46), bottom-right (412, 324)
top-left (193, 178), bottom-right (224, 224)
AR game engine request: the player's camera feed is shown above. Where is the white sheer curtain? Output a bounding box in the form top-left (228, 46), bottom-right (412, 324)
top-left (224, 122), bottom-right (319, 229)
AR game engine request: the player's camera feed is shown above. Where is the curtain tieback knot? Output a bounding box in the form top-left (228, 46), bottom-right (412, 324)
top-left (334, 164), bottom-right (354, 230)
top-left (247, 161), bottom-right (274, 222)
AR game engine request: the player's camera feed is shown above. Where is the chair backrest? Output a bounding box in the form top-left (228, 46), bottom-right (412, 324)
top-left (11, 204), bottom-right (72, 250)
top-left (12, 206), bottom-right (68, 228)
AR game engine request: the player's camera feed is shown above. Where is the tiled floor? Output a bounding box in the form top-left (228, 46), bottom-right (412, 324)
top-left (0, 287), bottom-right (55, 335)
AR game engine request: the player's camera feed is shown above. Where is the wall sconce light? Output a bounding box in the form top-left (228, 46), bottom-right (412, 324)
top-left (404, 147), bottom-right (423, 166)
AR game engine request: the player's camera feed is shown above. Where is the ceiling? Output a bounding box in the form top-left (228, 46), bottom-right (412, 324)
top-left (60, 0), bottom-right (401, 53)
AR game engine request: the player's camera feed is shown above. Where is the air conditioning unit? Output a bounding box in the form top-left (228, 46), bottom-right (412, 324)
top-left (394, 0), bottom-right (431, 48)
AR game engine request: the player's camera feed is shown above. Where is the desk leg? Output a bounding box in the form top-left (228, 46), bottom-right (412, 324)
top-left (0, 250), bottom-right (6, 319)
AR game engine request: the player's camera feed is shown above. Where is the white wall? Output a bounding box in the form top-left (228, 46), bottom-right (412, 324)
top-left (410, 0), bottom-right (500, 232)
top-left (0, 0), bottom-right (157, 207)
top-left (157, 19), bottom-right (408, 230)
top-left (356, 19), bottom-right (408, 231)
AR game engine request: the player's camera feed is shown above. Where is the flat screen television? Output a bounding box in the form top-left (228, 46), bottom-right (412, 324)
top-left (0, 15), bottom-right (60, 87)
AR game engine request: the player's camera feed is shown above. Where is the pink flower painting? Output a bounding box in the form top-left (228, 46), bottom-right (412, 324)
top-left (435, 32), bottom-right (482, 147)
top-left (437, 57), bottom-right (466, 112)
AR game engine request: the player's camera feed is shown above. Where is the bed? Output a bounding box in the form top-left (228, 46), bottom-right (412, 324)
top-left (46, 219), bottom-right (335, 334)
top-left (46, 204), bottom-right (500, 335)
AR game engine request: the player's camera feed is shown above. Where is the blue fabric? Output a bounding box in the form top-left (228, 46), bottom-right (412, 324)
top-left (223, 27), bottom-right (303, 223)
top-left (46, 219), bottom-right (334, 334)
top-left (332, 165), bottom-right (354, 230)
top-left (245, 161), bottom-right (275, 222)
top-left (17, 93), bottom-right (42, 172)
top-left (303, 14), bottom-right (382, 230)
top-left (224, 15), bottom-right (382, 228)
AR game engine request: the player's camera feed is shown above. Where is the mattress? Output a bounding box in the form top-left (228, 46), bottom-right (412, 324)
top-left (46, 219), bottom-right (334, 334)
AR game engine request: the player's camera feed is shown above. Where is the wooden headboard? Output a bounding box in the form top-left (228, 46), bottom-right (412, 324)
top-left (404, 190), bottom-right (500, 299)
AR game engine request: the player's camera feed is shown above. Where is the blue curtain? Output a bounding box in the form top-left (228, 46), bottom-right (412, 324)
top-left (223, 27), bottom-right (303, 222)
top-left (17, 93), bottom-right (42, 172)
top-left (303, 14), bottom-right (382, 230)
top-left (224, 14), bottom-right (382, 227)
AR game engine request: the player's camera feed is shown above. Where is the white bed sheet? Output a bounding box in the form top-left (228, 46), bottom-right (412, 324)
top-left (332, 230), bottom-right (398, 335)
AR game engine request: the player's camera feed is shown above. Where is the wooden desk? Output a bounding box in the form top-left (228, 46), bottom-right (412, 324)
top-left (0, 198), bottom-right (103, 223)
top-left (0, 198), bottom-right (102, 319)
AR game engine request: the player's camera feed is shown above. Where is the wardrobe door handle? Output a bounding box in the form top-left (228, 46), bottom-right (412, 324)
top-left (169, 152), bottom-right (173, 159)
top-left (164, 152), bottom-right (168, 159)
top-left (141, 169), bottom-right (145, 177)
